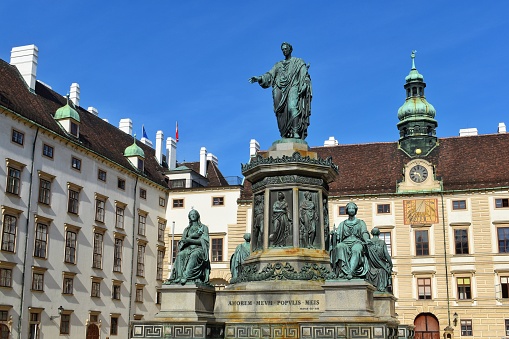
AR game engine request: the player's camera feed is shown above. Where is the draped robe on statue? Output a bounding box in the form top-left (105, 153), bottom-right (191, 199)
top-left (171, 222), bottom-right (210, 283)
top-left (259, 57), bottom-right (312, 139)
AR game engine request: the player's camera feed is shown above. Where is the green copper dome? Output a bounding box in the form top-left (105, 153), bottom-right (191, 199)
top-left (397, 98), bottom-right (436, 120)
top-left (54, 96), bottom-right (80, 122)
top-left (124, 135), bottom-right (145, 158)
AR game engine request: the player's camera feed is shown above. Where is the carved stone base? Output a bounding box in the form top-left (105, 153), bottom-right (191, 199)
top-left (156, 283), bottom-right (216, 322)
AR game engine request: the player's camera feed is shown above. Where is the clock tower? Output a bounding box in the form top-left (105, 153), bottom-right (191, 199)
top-left (397, 51), bottom-right (438, 157)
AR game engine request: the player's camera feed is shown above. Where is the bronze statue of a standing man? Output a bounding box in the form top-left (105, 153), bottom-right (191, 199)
top-left (249, 42), bottom-right (312, 140)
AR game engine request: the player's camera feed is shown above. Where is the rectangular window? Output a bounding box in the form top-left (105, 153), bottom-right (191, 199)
top-left (62, 276), bottom-right (74, 294)
top-left (173, 199), bottom-right (184, 208)
top-left (71, 156), bottom-right (81, 171)
top-left (170, 179), bottom-right (186, 188)
top-left (159, 197), bottom-right (166, 207)
top-left (157, 249), bottom-right (164, 280)
top-left (91, 281), bottom-right (101, 297)
top-left (501, 276), bottom-right (509, 299)
top-left (158, 221), bottom-right (166, 242)
top-left (452, 200), bottom-right (466, 210)
top-left (1, 214), bottom-right (17, 252)
top-left (417, 277), bottom-right (432, 299)
top-left (112, 284), bottom-right (121, 300)
top-left (379, 231), bottom-right (392, 256)
top-left (117, 178), bottom-right (125, 190)
top-left (137, 245), bottom-right (145, 276)
top-left (42, 144), bottom-right (54, 158)
top-left (60, 314), bottom-right (71, 334)
top-left (113, 238), bottom-right (123, 272)
top-left (92, 233), bottom-right (103, 269)
top-left (115, 206), bottom-right (124, 229)
top-left (32, 272), bottom-right (44, 291)
top-left (6, 167), bottom-right (21, 195)
top-left (212, 238), bottom-right (223, 262)
top-left (29, 312), bottom-right (40, 338)
top-left (0, 268), bottom-right (12, 287)
top-left (415, 230), bottom-right (429, 256)
top-left (457, 277), bottom-right (471, 300)
top-left (95, 199), bottom-right (105, 223)
top-left (138, 214), bottom-right (146, 236)
top-left (460, 319), bottom-right (473, 336)
top-left (65, 231), bottom-right (77, 264)
top-left (496, 198), bottom-right (509, 208)
top-left (505, 319), bottom-right (509, 336)
top-left (137, 159), bottom-right (144, 171)
top-left (38, 178), bottom-right (51, 205)
top-left (338, 206), bottom-right (346, 215)
top-left (12, 129), bottom-right (24, 145)
top-left (70, 121), bottom-right (78, 136)
top-left (110, 316), bottom-right (119, 335)
top-left (454, 229), bottom-right (469, 254)
top-left (156, 291), bottom-right (162, 305)
top-left (0, 310), bottom-right (7, 321)
top-left (140, 188), bottom-right (147, 199)
top-left (98, 169), bottom-right (106, 182)
top-left (135, 287), bottom-right (143, 302)
top-left (171, 239), bottom-right (179, 264)
top-left (212, 197), bottom-right (224, 206)
top-left (34, 223), bottom-right (48, 258)
top-left (67, 189), bottom-right (79, 214)
top-left (498, 227), bottom-right (509, 253)
top-left (377, 204), bottom-right (390, 214)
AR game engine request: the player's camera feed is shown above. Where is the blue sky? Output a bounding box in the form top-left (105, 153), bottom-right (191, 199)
top-left (2, 2), bottom-right (508, 178)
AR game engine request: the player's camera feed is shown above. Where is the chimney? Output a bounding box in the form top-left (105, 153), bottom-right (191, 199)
top-left (459, 128), bottom-right (478, 137)
top-left (166, 137), bottom-right (177, 170)
top-left (88, 107), bottom-right (99, 116)
top-left (10, 44), bottom-right (38, 91)
top-left (200, 147), bottom-right (207, 177)
top-left (498, 122), bottom-right (506, 134)
top-left (206, 153), bottom-right (218, 167)
top-left (324, 136), bottom-right (339, 146)
top-left (250, 139), bottom-right (260, 157)
top-left (70, 83), bottom-right (80, 106)
top-left (155, 131), bottom-right (164, 165)
top-left (119, 118), bottom-right (132, 135)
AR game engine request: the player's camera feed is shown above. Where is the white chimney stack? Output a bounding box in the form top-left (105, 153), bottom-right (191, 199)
top-left (156, 131), bottom-right (164, 165)
top-left (10, 44), bottom-right (38, 91)
top-left (166, 137), bottom-right (177, 170)
top-left (200, 147), bottom-right (207, 177)
top-left (88, 107), bottom-right (99, 116)
top-left (250, 139), bottom-right (260, 157)
top-left (324, 136), bottom-right (339, 146)
top-left (70, 83), bottom-right (80, 107)
top-left (498, 122), bottom-right (506, 134)
top-left (206, 153), bottom-right (218, 167)
top-left (119, 118), bottom-right (133, 135)
top-left (459, 128), bottom-right (478, 136)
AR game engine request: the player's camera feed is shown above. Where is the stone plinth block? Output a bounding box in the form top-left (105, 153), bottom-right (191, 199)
top-left (373, 292), bottom-right (398, 321)
top-left (320, 280), bottom-right (377, 320)
top-left (156, 284), bottom-right (216, 322)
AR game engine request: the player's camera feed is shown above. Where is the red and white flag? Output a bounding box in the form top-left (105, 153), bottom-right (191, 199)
top-left (175, 121), bottom-right (179, 142)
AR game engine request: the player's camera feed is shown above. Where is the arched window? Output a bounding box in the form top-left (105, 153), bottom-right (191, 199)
top-left (0, 324), bottom-right (9, 339)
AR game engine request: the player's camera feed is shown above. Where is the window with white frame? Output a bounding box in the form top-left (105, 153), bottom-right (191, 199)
top-left (95, 198), bottom-right (106, 223)
top-left (64, 228), bottom-right (78, 264)
top-left (1, 214), bottom-right (17, 253)
top-left (137, 244), bottom-right (145, 276)
top-left (417, 277), bottom-right (432, 299)
top-left (138, 213), bottom-right (147, 236)
top-left (92, 232), bottom-right (104, 269)
top-left (34, 222), bottom-right (48, 258)
top-left (113, 238), bottom-right (123, 272)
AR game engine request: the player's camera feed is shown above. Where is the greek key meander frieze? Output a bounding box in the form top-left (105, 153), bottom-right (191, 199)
top-left (251, 175), bottom-right (326, 191)
top-left (132, 324), bottom-right (208, 339)
top-left (241, 153), bottom-right (339, 174)
top-left (231, 262), bottom-right (331, 284)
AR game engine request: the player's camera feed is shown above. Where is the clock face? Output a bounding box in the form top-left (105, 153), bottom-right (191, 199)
top-left (409, 165), bottom-right (428, 183)
top-left (403, 199), bottom-right (439, 225)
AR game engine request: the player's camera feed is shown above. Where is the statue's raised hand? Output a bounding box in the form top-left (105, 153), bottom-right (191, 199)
top-left (249, 76), bottom-right (260, 84)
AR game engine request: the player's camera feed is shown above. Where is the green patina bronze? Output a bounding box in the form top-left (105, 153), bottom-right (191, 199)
top-left (231, 262), bottom-right (331, 284)
top-left (249, 42), bottom-right (312, 140)
top-left (241, 152), bottom-right (339, 174)
top-left (366, 227), bottom-right (393, 292)
top-left (230, 233), bottom-right (251, 281)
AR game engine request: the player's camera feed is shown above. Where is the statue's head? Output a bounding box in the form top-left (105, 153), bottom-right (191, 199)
top-left (244, 233), bottom-right (251, 242)
top-left (278, 191), bottom-right (285, 200)
top-left (188, 209), bottom-right (200, 222)
top-left (345, 202), bottom-right (358, 215)
top-left (371, 227), bottom-right (380, 236)
top-left (281, 42), bottom-right (293, 53)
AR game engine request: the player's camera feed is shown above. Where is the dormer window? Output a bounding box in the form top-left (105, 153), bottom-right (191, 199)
top-left (70, 122), bottom-right (79, 137)
top-left (137, 159), bottom-right (144, 171)
top-left (123, 134), bottom-right (145, 172)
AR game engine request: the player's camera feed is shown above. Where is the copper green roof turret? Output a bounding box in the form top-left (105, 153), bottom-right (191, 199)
top-left (124, 134), bottom-right (145, 158)
top-left (397, 51), bottom-right (438, 158)
top-left (54, 95), bottom-right (80, 122)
